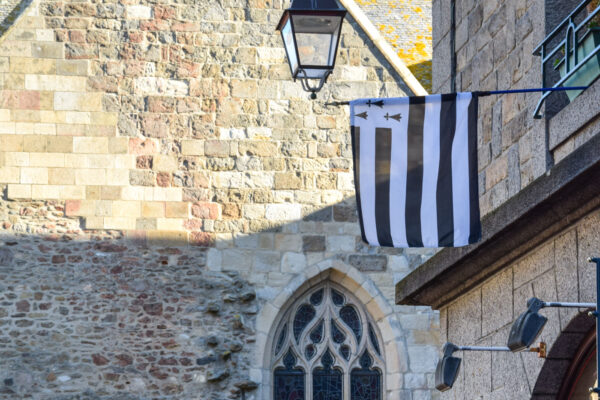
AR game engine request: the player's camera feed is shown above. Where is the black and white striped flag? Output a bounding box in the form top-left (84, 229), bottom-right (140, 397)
top-left (350, 93), bottom-right (481, 248)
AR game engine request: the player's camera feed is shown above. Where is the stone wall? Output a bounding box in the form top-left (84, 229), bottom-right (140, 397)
top-left (432, 0), bottom-right (600, 217)
top-left (0, 200), bottom-right (440, 399)
top-left (437, 207), bottom-right (600, 399)
top-left (0, 0), bottom-right (440, 398)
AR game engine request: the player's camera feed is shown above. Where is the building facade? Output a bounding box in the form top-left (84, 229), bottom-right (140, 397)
top-left (0, 0), bottom-right (440, 399)
top-left (397, 0), bottom-right (600, 398)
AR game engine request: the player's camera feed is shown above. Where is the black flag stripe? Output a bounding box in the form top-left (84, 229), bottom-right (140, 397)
top-left (351, 126), bottom-right (368, 244)
top-left (468, 97), bottom-right (481, 244)
top-left (437, 93), bottom-right (457, 246)
top-left (405, 96), bottom-right (425, 247)
top-left (375, 128), bottom-right (393, 246)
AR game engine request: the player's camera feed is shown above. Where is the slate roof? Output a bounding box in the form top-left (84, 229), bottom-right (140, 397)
top-left (0, 0), bottom-right (30, 37)
top-left (356, 0), bottom-right (432, 92)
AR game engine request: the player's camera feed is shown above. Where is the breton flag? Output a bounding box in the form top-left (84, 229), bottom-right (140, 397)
top-left (350, 93), bottom-right (481, 248)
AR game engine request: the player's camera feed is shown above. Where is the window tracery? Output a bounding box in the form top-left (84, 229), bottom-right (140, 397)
top-left (272, 282), bottom-right (384, 400)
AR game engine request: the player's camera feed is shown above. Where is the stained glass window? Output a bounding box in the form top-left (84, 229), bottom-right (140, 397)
top-left (331, 289), bottom-right (345, 306)
top-left (306, 344), bottom-right (316, 360)
top-left (339, 305), bottom-right (362, 343)
top-left (294, 304), bottom-right (316, 342)
top-left (313, 349), bottom-right (343, 400)
top-left (274, 349), bottom-right (306, 400)
top-left (310, 320), bottom-right (324, 343)
top-left (310, 289), bottom-right (324, 306)
top-left (331, 320), bottom-right (346, 344)
top-left (272, 283), bottom-right (384, 400)
top-left (275, 324), bottom-right (287, 356)
top-left (350, 352), bottom-right (381, 400)
top-left (339, 345), bottom-right (351, 361)
top-left (368, 324), bottom-right (380, 356)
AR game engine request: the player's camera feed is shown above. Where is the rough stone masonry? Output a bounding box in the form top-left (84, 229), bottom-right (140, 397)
top-left (0, 0), bottom-right (439, 399)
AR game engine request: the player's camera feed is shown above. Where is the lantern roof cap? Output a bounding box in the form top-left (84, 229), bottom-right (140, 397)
top-left (287, 0), bottom-right (346, 12)
top-left (276, 0), bottom-right (346, 31)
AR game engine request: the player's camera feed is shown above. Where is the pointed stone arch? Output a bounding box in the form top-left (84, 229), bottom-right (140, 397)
top-left (252, 259), bottom-right (408, 400)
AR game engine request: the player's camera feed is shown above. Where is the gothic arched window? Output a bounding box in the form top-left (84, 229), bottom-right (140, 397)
top-left (272, 283), bottom-right (384, 400)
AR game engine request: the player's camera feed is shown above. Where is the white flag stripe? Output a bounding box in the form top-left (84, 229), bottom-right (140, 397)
top-left (451, 92), bottom-right (472, 246)
top-left (420, 95), bottom-right (441, 247)
top-left (359, 125), bottom-right (380, 246)
top-left (389, 100), bottom-right (410, 248)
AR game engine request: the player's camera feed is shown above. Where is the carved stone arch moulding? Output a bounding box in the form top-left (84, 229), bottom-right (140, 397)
top-left (253, 260), bottom-right (406, 400)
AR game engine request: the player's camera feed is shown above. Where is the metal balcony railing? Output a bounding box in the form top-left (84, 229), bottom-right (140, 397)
top-left (533, 0), bottom-right (600, 118)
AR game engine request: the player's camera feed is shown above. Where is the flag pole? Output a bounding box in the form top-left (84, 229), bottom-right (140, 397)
top-left (325, 86), bottom-right (589, 106)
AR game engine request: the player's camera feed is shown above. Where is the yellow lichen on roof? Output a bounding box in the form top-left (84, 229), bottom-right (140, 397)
top-left (358, 0), bottom-right (432, 91)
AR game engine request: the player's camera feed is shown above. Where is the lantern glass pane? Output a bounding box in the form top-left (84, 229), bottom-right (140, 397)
top-left (297, 68), bottom-right (329, 79)
top-left (281, 18), bottom-right (299, 75)
top-left (292, 14), bottom-right (342, 68)
top-left (296, 31), bottom-right (333, 66)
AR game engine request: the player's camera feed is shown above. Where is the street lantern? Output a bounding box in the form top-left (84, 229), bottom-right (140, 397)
top-left (276, 0), bottom-right (347, 99)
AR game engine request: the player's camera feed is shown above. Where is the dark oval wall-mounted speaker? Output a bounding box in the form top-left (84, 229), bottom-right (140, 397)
top-left (435, 355), bottom-right (462, 391)
top-left (507, 309), bottom-right (547, 352)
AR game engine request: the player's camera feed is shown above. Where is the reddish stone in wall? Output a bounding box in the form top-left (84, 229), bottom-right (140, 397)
top-left (65, 200), bottom-right (81, 216)
top-left (190, 232), bottom-right (215, 247)
top-left (129, 138), bottom-right (158, 155)
top-left (92, 354), bottom-right (109, 366)
top-left (16, 300), bottom-right (30, 312)
top-left (141, 114), bottom-right (169, 138)
top-left (143, 303), bottom-right (163, 316)
top-left (191, 202), bottom-right (219, 219)
top-left (156, 172), bottom-right (171, 187)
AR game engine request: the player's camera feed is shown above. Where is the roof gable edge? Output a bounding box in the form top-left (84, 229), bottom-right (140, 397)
top-left (340, 0), bottom-right (428, 96)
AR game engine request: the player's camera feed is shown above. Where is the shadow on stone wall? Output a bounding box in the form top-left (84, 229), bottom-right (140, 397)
top-left (0, 198), bottom-right (433, 399)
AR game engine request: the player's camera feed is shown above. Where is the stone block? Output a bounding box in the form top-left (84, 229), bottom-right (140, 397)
top-left (20, 167), bottom-right (48, 184)
top-left (265, 204), bottom-right (301, 221)
top-left (513, 241), bottom-right (554, 289)
top-left (554, 229), bottom-right (579, 328)
top-left (4, 152), bottom-right (29, 166)
top-left (29, 153), bottom-right (64, 167)
top-left (48, 168), bottom-right (75, 185)
top-left (10, 57), bottom-right (56, 74)
top-left (231, 80), bottom-right (257, 98)
top-left (75, 168), bottom-right (106, 185)
top-left (165, 202), bottom-right (190, 218)
top-left (153, 155), bottom-right (178, 172)
top-left (348, 255), bottom-right (387, 271)
top-left (142, 201), bottom-right (165, 218)
top-left (481, 268), bottom-right (513, 336)
top-left (302, 235), bottom-right (326, 252)
top-left (281, 252), bottom-right (306, 274)
top-left (7, 184), bottom-right (31, 199)
top-left (447, 288), bottom-right (481, 343)
top-left (73, 137), bottom-right (108, 154)
top-left (127, 5), bottom-right (152, 19)
top-left (485, 154), bottom-right (508, 191)
top-left (23, 135), bottom-right (46, 152)
top-left (0, 166), bottom-right (19, 183)
top-left (181, 139), bottom-right (204, 155)
top-left (104, 217), bottom-right (136, 230)
top-left (31, 42), bottom-right (64, 59)
top-left (57, 60), bottom-right (89, 76)
top-left (111, 201), bottom-right (141, 218)
top-left (576, 211), bottom-right (600, 303)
